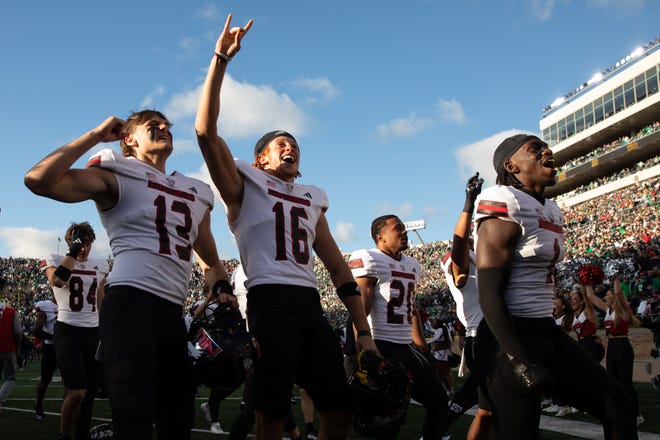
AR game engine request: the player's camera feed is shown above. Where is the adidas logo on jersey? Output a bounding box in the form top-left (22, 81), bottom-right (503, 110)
top-left (188, 187), bottom-right (198, 194)
top-left (303, 192), bottom-right (312, 199)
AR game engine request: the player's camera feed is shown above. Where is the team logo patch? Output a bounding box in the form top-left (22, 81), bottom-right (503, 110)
top-left (348, 258), bottom-right (364, 269)
top-left (286, 184), bottom-right (294, 193)
top-left (477, 200), bottom-right (508, 217)
top-left (194, 328), bottom-right (223, 359)
top-left (166, 178), bottom-right (176, 187)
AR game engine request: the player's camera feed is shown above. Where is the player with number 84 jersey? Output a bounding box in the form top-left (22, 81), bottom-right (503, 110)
top-left (41, 254), bottom-right (109, 327)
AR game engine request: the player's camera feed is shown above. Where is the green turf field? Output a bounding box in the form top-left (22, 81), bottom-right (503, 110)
top-left (1, 360), bottom-right (658, 439)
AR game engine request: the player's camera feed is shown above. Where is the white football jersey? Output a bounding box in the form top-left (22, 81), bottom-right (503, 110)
top-left (86, 149), bottom-right (214, 306)
top-left (34, 300), bottom-right (58, 344)
top-left (474, 185), bottom-right (565, 318)
top-left (441, 251), bottom-right (483, 337)
top-left (230, 160), bottom-right (328, 289)
top-left (349, 248), bottom-right (420, 344)
top-left (41, 254), bottom-right (109, 327)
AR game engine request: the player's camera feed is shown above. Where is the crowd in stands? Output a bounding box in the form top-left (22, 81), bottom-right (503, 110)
top-left (2, 175), bottom-right (659, 348)
top-left (557, 121), bottom-right (660, 173)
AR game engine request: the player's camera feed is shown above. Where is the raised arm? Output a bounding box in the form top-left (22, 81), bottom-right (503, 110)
top-left (611, 276), bottom-right (634, 322)
top-left (450, 172), bottom-right (483, 288)
top-left (24, 116), bottom-right (123, 209)
top-left (581, 286), bottom-right (600, 323)
top-left (583, 283), bottom-right (607, 313)
top-left (195, 14), bottom-right (252, 220)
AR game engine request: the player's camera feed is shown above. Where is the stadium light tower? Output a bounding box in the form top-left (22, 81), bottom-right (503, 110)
top-left (404, 219), bottom-right (426, 245)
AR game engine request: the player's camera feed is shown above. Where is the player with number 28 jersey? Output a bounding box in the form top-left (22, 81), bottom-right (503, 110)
top-left (348, 248), bottom-right (420, 344)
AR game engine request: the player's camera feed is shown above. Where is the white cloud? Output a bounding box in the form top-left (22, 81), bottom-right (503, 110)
top-left (164, 75), bottom-right (307, 139)
top-left (528, 0), bottom-right (560, 21)
top-left (333, 221), bottom-right (355, 243)
top-left (373, 113), bottom-right (433, 142)
top-left (453, 129), bottom-right (540, 186)
top-left (289, 77), bottom-right (339, 103)
top-left (140, 86), bottom-right (165, 110)
top-left (436, 98), bottom-right (466, 124)
top-left (0, 227), bottom-right (111, 260)
top-left (198, 3), bottom-right (220, 21)
top-left (423, 205), bottom-right (438, 218)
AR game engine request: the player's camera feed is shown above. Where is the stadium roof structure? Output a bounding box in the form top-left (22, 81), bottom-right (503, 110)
top-left (539, 38), bottom-right (660, 201)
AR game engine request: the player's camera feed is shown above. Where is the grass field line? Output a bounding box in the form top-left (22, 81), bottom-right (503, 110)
top-left (413, 399), bottom-right (660, 440)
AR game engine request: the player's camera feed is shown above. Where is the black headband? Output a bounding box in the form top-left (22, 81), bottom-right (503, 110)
top-left (493, 134), bottom-right (541, 174)
top-left (253, 130), bottom-right (297, 156)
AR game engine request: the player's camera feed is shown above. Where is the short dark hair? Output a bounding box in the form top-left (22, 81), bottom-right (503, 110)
top-left (65, 222), bottom-right (96, 246)
top-left (370, 215), bottom-right (399, 244)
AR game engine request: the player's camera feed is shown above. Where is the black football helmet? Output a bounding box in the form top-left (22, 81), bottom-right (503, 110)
top-left (348, 350), bottom-right (412, 437)
top-left (187, 302), bottom-right (257, 389)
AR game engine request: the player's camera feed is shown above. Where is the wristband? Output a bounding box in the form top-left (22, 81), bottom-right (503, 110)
top-left (357, 329), bottom-right (372, 338)
top-left (212, 279), bottom-right (234, 297)
top-left (54, 265), bottom-right (72, 282)
top-left (337, 281), bottom-right (361, 301)
top-left (214, 50), bottom-right (232, 63)
top-left (463, 198), bottom-right (475, 214)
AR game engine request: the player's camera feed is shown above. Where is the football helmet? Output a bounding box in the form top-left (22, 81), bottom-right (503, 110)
top-left (348, 350), bottom-right (412, 437)
top-left (187, 302), bottom-right (257, 389)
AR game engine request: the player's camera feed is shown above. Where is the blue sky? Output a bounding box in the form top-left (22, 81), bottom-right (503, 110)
top-left (1, 0), bottom-right (658, 260)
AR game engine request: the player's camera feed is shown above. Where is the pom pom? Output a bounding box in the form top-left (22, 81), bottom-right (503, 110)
top-left (577, 264), bottom-right (604, 286)
top-left (603, 258), bottom-right (636, 280)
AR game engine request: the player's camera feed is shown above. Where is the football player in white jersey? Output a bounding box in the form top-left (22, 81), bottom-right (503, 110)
top-left (348, 215), bottom-right (449, 439)
top-left (33, 297), bottom-right (58, 420)
top-left (195, 14), bottom-right (377, 440)
top-left (473, 134), bottom-right (637, 439)
top-left (41, 222), bottom-right (109, 440)
top-left (26, 108), bottom-right (236, 440)
top-left (439, 173), bottom-right (492, 440)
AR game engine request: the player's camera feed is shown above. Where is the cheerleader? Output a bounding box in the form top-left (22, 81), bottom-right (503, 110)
top-left (584, 277), bottom-right (643, 426)
top-left (572, 288), bottom-right (605, 362)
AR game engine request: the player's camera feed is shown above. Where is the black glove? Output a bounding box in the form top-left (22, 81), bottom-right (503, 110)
top-left (66, 228), bottom-right (87, 259)
top-left (463, 172), bottom-right (484, 213)
top-left (511, 359), bottom-right (553, 392)
top-left (212, 279), bottom-right (234, 297)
